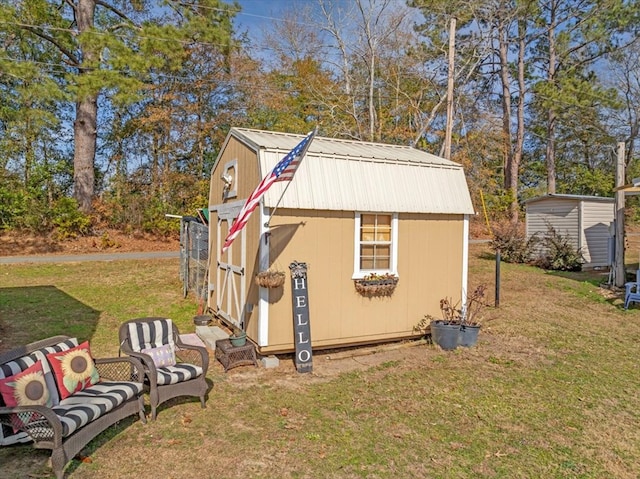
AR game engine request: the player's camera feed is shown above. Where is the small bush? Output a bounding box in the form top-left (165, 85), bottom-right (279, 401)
top-left (532, 225), bottom-right (584, 271)
top-left (52, 197), bottom-right (91, 239)
top-left (489, 220), bottom-right (536, 263)
top-left (0, 186), bottom-right (29, 230)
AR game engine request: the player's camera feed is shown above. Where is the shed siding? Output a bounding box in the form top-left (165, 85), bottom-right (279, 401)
top-left (580, 201), bottom-right (614, 267)
top-left (525, 196), bottom-right (614, 268)
top-left (252, 209), bottom-right (465, 353)
top-left (526, 198), bottom-right (579, 247)
top-left (208, 137), bottom-right (264, 325)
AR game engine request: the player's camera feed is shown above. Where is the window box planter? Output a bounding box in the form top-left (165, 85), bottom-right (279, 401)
top-left (354, 274), bottom-right (398, 297)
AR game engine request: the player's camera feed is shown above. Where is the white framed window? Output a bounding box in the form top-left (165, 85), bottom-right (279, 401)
top-left (353, 212), bottom-right (398, 279)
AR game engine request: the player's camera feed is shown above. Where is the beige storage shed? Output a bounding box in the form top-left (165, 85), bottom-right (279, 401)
top-left (525, 194), bottom-right (615, 269)
top-left (207, 128), bottom-right (476, 354)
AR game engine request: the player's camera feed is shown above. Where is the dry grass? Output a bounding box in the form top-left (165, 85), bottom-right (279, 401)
top-left (1, 245), bottom-right (640, 478)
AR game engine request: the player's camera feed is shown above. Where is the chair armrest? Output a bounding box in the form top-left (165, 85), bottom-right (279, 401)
top-left (174, 337), bottom-right (209, 375)
top-left (0, 405), bottom-right (63, 446)
top-left (95, 356), bottom-right (145, 384)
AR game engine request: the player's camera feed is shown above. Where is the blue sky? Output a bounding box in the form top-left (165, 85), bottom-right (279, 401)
top-left (234, 0), bottom-right (306, 32)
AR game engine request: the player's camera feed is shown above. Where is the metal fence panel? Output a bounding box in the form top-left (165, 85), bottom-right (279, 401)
top-left (180, 219), bottom-right (209, 299)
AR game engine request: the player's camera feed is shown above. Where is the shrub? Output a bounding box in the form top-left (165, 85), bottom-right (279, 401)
top-left (532, 225), bottom-right (584, 271)
top-left (489, 220), bottom-right (536, 263)
top-left (52, 197), bottom-right (91, 239)
top-left (0, 185), bottom-right (29, 230)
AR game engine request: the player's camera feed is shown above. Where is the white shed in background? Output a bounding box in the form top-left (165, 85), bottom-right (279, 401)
top-left (525, 194), bottom-right (615, 269)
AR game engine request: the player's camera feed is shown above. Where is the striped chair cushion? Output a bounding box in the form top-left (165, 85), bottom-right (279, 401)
top-left (0, 338), bottom-right (78, 445)
top-left (127, 319), bottom-right (175, 352)
top-left (156, 364), bottom-right (203, 386)
top-left (55, 381), bottom-right (143, 437)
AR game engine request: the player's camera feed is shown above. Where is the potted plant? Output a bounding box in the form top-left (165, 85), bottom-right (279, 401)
top-left (431, 297), bottom-right (462, 350)
top-left (229, 326), bottom-right (247, 347)
top-left (414, 284), bottom-right (488, 350)
top-left (458, 284), bottom-right (487, 347)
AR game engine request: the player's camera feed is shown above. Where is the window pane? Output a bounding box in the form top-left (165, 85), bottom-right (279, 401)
top-left (362, 214), bottom-right (376, 226)
top-left (375, 215), bottom-right (391, 240)
top-left (374, 257), bottom-right (390, 269)
top-left (361, 226), bottom-right (376, 241)
top-left (360, 257), bottom-right (374, 269)
top-left (361, 245), bottom-right (375, 256)
top-left (373, 245), bottom-right (390, 269)
top-left (376, 227), bottom-right (391, 241)
top-left (377, 215), bottom-right (391, 226)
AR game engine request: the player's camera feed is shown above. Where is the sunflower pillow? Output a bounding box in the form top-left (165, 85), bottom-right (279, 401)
top-left (46, 341), bottom-right (100, 400)
top-left (0, 360), bottom-right (53, 408)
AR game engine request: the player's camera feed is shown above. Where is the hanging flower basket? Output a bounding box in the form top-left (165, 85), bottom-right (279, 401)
top-left (255, 270), bottom-right (286, 288)
top-left (354, 273), bottom-right (398, 297)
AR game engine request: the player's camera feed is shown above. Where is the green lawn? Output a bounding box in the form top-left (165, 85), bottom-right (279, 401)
top-left (1, 247), bottom-right (639, 479)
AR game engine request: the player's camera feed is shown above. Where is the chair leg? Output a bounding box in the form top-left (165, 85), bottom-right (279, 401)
top-left (138, 396), bottom-right (147, 424)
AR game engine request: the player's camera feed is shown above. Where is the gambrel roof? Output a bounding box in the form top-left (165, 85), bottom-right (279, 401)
top-left (228, 128), bottom-right (475, 215)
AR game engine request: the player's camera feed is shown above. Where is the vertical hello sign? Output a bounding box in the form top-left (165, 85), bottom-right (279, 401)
top-left (289, 261), bottom-right (312, 373)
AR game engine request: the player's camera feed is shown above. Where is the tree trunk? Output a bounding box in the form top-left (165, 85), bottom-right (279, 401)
top-left (73, 0), bottom-right (98, 213)
top-left (73, 96), bottom-right (98, 212)
top-left (498, 21), bottom-right (515, 219)
top-left (545, 0), bottom-right (557, 195)
top-left (443, 17), bottom-right (456, 160)
top-left (511, 18), bottom-right (527, 223)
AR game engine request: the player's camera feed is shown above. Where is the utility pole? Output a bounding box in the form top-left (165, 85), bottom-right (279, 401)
top-left (615, 142), bottom-right (626, 287)
top-left (443, 17), bottom-right (456, 160)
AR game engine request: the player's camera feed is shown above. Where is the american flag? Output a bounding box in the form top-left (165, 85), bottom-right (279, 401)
top-left (221, 129), bottom-right (317, 254)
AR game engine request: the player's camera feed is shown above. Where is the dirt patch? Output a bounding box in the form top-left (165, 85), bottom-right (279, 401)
top-left (0, 229), bottom-right (179, 256)
top-left (218, 329), bottom-right (550, 388)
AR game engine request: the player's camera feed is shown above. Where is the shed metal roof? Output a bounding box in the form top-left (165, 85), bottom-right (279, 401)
top-left (229, 128), bottom-right (475, 215)
top-left (525, 194), bottom-right (614, 205)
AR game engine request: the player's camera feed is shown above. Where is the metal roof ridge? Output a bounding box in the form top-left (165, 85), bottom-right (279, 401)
top-left (232, 127), bottom-right (444, 152)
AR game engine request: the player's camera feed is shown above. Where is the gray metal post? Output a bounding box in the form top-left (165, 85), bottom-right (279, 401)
top-left (615, 142), bottom-right (626, 287)
top-left (495, 249), bottom-right (501, 307)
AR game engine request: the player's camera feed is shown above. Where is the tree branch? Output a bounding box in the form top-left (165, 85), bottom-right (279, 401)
top-left (22, 25), bottom-right (79, 66)
top-left (94, 0), bottom-right (130, 22)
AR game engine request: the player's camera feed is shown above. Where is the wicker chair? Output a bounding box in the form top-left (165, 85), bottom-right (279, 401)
top-left (118, 317), bottom-right (209, 420)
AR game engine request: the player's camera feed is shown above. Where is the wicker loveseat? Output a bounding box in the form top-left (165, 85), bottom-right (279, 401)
top-left (0, 336), bottom-right (146, 479)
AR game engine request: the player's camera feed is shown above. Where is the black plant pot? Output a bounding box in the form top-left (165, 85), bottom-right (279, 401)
top-left (459, 324), bottom-right (481, 347)
top-left (430, 320), bottom-right (460, 350)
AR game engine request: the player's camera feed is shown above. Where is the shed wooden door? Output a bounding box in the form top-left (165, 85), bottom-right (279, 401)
top-left (215, 201), bottom-right (246, 329)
